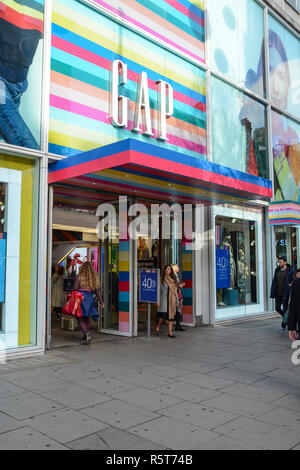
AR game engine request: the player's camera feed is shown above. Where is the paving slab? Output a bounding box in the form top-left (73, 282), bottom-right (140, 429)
top-left (159, 401), bottom-right (237, 430)
top-left (80, 399), bottom-right (158, 430)
top-left (214, 416), bottom-right (300, 450)
top-left (41, 385), bottom-right (113, 410)
top-left (220, 383), bottom-right (286, 403)
top-left (201, 393), bottom-right (276, 419)
top-left (0, 378), bottom-right (27, 399)
top-left (26, 408), bottom-right (109, 444)
top-left (226, 361), bottom-right (276, 375)
top-left (153, 382), bottom-right (221, 404)
top-left (179, 372), bottom-right (234, 390)
top-left (7, 374), bottom-right (73, 394)
top-left (129, 416), bottom-right (219, 450)
top-left (0, 427), bottom-right (68, 450)
top-left (173, 360), bottom-right (223, 374)
top-left (141, 364), bottom-right (190, 379)
top-left (74, 376), bottom-right (138, 395)
top-left (254, 377), bottom-right (300, 396)
top-left (257, 407), bottom-right (300, 431)
top-left (67, 427), bottom-right (167, 450)
top-left (0, 392), bottom-right (64, 420)
top-left (271, 394), bottom-right (300, 412)
top-left (0, 411), bottom-right (25, 434)
top-left (114, 372), bottom-right (175, 389)
top-left (112, 387), bottom-right (183, 412)
top-left (197, 435), bottom-right (263, 450)
top-left (208, 367), bottom-right (264, 385)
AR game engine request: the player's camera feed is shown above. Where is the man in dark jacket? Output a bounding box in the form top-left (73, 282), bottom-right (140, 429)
top-left (270, 257), bottom-right (295, 330)
top-left (288, 271), bottom-right (300, 342)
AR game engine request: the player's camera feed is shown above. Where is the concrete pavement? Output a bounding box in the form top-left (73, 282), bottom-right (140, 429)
top-left (0, 318), bottom-right (300, 450)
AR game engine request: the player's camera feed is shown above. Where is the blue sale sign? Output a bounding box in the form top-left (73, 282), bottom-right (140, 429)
top-left (0, 235), bottom-right (7, 303)
top-left (216, 246), bottom-right (230, 289)
top-left (139, 269), bottom-right (160, 304)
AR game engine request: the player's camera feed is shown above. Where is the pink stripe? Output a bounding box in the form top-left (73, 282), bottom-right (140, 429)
top-left (119, 321), bottom-right (130, 333)
top-left (52, 35), bottom-right (205, 110)
top-left (50, 95), bottom-right (206, 154)
top-left (164, 0), bottom-right (204, 27)
top-left (93, 0), bottom-right (204, 63)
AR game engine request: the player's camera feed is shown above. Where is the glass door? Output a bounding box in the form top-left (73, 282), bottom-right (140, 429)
top-left (99, 201), bottom-right (131, 336)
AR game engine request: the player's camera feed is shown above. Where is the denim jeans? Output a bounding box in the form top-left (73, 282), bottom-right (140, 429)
top-left (0, 78), bottom-right (39, 149)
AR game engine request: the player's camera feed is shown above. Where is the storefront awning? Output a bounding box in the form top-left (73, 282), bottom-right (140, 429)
top-left (269, 201), bottom-right (300, 226)
top-left (48, 139), bottom-right (272, 204)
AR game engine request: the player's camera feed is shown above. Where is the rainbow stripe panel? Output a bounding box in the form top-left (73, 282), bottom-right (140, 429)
top-left (119, 239), bottom-right (130, 333)
top-left (49, 0), bottom-right (206, 160)
top-left (182, 241), bottom-right (193, 324)
top-left (91, 0), bottom-right (205, 63)
top-left (269, 202), bottom-right (300, 225)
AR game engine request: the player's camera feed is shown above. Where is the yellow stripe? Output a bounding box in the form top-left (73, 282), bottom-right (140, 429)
top-left (119, 252), bottom-right (129, 263)
top-left (119, 261), bottom-right (130, 271)
top-left (52, 7), bottom-right (206, 95)
top-left (0, 155), bottom-right (34, 347)
top-left (18, 168), bottom-right (33, 346)
top-left (49, 130), bottom-right (118, 152)
top-left (3, 0), bottom-right (44, 20)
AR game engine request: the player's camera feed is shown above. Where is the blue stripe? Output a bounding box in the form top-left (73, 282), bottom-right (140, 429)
top-left (119, 272), bottom-right (130, 282)
top-left (119, 291), bottom-right (130, 302)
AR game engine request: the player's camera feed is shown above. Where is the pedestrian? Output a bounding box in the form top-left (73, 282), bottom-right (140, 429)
top-left (172, 264), bottom-right (186, 332)
top-left (288, 269), bottom-right (300, 342)
top-left (73, 262), bottom-right (104, 345)
top-left (270, 257), bottom-right (295, 330)
top-left (155, 265), bottom-right (179, 338)
top-left (51, 266), bottom-right (66, 319)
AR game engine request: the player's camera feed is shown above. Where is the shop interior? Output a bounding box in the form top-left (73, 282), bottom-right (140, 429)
top-left (50, 186), bottom-right (183, 347)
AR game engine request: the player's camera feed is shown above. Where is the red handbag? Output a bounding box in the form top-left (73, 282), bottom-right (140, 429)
top-left (62, 291), bottom-right (84, 317)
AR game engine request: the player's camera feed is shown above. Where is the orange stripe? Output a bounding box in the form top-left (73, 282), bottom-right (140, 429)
top-left (0, 4), bottom-right (43, 32)
top-left (119, 311), bottom-right (130, 322)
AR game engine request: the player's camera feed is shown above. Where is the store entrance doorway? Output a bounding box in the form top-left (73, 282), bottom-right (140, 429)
top-left (133, 210), bottom-right (183, 337)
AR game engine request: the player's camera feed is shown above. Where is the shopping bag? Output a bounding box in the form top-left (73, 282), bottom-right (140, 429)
top-left (62, 291), bottom-right (84, 317)
top-left (283, 307), bottom-right (290, 327)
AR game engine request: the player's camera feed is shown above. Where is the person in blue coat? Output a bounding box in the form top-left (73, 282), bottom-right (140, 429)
top-left (270, 257), bottom-right (295, 330)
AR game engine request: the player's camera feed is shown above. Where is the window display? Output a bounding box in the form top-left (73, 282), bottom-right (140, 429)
top-left (0, 1), bottom-right (44, 149)
top-left (216, 215), bottom-right (258, 311)
top-left (211, 76), bottom-right (268, 178)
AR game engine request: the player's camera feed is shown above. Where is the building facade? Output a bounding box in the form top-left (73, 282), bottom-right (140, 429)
top-left (0, 0), bottom-right (299, 357)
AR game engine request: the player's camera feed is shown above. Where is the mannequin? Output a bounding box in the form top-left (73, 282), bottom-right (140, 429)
top-left (223, 234), bottom-right (236, 289)
top-left (237, 248), bottom-right (249, 304)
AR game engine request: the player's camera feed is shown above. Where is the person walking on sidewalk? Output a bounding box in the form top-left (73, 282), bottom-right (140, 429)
top-left (270, 257), bottom-right (295, 331)
top-left (73, 262), bottom-right (104, 345)
top-left (288, 269), bottom-right (300, 342)
top-left (155, 265), bottom-right (179, 338)
top-left (172, 264), bottom-right (186, 332)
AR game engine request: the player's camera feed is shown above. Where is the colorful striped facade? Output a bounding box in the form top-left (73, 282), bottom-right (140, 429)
top-left (49, 0), bottom-right (206, 160)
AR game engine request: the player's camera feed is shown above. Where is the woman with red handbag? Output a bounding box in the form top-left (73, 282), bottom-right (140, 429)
top-left (73, 262), bottom-right (104, 345)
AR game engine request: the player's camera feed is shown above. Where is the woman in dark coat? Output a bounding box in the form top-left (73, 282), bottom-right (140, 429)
top-left (288, 269), bottom-right (300, 342)
top-left (73, 262), bottom-right (104, 345)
